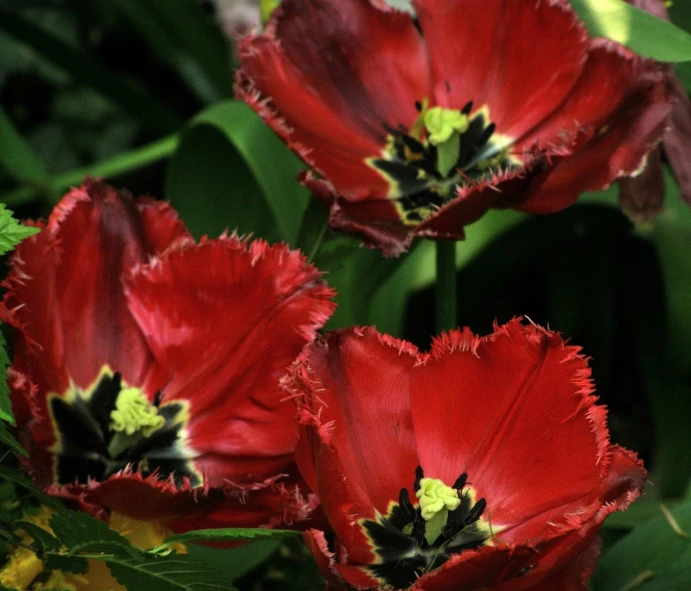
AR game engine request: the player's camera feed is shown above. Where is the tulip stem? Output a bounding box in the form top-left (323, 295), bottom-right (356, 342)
top-left (435, 240), bottom-right (457, 333)
top-left (307, 218), bottom-right (329, 264)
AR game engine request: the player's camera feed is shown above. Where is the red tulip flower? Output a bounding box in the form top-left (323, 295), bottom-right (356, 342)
top-left (285, 320), bottom-right (646, 590)
top-left (237, 0), bottom-right (671, 255)
top-left (1, 179), bottom-right (335, 532)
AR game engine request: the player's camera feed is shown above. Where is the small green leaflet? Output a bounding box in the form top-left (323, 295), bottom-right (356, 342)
top-left (0, 331), bottom-right (14, 425)
top-left (0, 204), bottom-right (39, 425)
top-left (106, 555), bottom-right (238, 591)
top-left (45, 510), bottom-right (238, 590)
top-left (571, 0), bottom-right (691, 62)
top-left (157, 527), bottom-right (302, 550)
top-left (0, 203), bottom-right (39, 256)
top-left (0, 421), bottom-right (27, 456)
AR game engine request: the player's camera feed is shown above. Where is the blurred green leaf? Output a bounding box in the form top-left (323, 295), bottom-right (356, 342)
top-left (106, 555), bottom-right (238, 591)
top-left (0, 107), bottom-right (49, 187)
top-left (647, 175), bottom-right (691, 497)
top-left (0, 331), bottom-right (13, 425)
top-left (0, 422), bottom-right (27, 457)
top-left (1, 134), bottom-right (179, 207)
top-left (571, 0), bottom-right (691, 62)
top-left (158, 527), bottom-right (300, 550)
top-left (603, 498), bottom-right (684, 530)
top-left (591, 501), bottom-right (691, 591)
top-left (0, 6), bottom-right (183, 135)
top-left (113, 0), bottom-right (233, 103)
top-left (187, 539), bottom-right (281, 582)
top-left (0, 466), bottom-right (63, 509)
top-left (165, 101), bottom-right (309, 243)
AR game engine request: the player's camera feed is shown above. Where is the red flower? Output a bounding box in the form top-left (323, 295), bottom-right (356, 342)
top-left (284, 320), bottom-right (646, 590)
top-left (619, 0), bottom-right (691, 223)
top-left (1, 179), bottom-right (335, 531)
top-left (237, 0), bottom-right (672, 256)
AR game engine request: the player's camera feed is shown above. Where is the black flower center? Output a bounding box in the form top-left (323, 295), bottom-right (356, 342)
top-left (362, 466), bottom-right (493, 590)
top-left (49, 370), bottom-right (201, 488)
top-left (368, 101), bottom-right (521, 226)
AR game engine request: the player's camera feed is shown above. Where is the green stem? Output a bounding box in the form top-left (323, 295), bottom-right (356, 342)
top-left (0, 134), bottom-right (179, 206)
top-left (307, 218), bottom-right (329, 263)
top-left (435, 240), bottom-right (458, 333)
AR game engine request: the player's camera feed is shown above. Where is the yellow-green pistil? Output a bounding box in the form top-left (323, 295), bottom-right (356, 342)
top-left (416, 477), bottom-right (461, 545)
top-left (110, 387), bottom-right (164, 436)
top-left (424, 107), bottom-right (469, 178)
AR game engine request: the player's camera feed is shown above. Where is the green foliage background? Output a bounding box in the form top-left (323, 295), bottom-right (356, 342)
top-left (1, 0), bottom-right (691, 589)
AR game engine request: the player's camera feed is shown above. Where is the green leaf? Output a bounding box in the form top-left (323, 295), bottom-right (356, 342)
top-left (0, 466), bottom-right (63, 509)
top-left (49, 510), bottom-right (141, 559)
top-left (0, 6), bottom-right (183, 135)
top-left (0, 204), bottom-right (41, 257)
top-left (0, 331), bottom-right (14, 425)
top-left (0, 422), bottom-right (27, 457)
top-left (0, 106), bottom-right (50, 187)
top-left (42, 553), bottom-right (90, 575)
top-left (591, 501), bottom-right (691, 591)
top-left (165, 101), bottom-right (309, 244)
top-left (106, 554), bottom-right (238, 591)
top-left (187, 539), bottom-right (281, 582)
top-left (158, 527), bottom-right (301, 550)
top-left (648, 174), bottom-right (691, 496)
top-left (570, 0), bottom-right (691, 62)
top-left (0, 134), bottom-right (179, 208)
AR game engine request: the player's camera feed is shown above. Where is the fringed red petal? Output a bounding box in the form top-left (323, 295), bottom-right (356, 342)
top-left (237, 0), bottom-right (429, 201)
top-left (517, 41), bottom-right (671, 214)
top-left (416, 0), bottom-right (590, 140)
top-left (124, 235), bottom-right (335, 484)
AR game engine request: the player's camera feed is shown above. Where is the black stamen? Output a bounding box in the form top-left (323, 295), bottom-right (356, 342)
top-left (415, 100), bottom-right (422, 112)
top-left (461, 100), bottom-right (473, 115)
top-left (414, 466), bottom-right (424, 491)
top-left (401, 135), bottom-right (425, 155)
top-left (452, 473), bottom-right (468, 490)
top-left (476, 123), bottom-right (496, 149)
top-left (465, 498), bottom-right (487, 525)
top-left (399, 488), bottom-right (417, 523)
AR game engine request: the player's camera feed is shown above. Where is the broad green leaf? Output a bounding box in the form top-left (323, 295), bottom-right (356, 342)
top-left (591, 501), bottom-right (691, 591)
top-left (0, 107), bottom-right (49, 187)
top-left (113, 0), bottom-right (233, 102)
top-left (158, 527), bottom-right (301, 550)
top-left (0, 6), bottom-right (183, 135)
top-left (106, 555), bottom-right (238, 591)
top-left (630, 567), bottom-right (691, 591)
top-left (187, 539), bottom-right (281, 582)
top-left (603, 498), bottom-right (684, 530)
top-left (570, 0), bottom-right (691, 62)
top-left (0, 422), bottom-right (27, 457)
top-left (0, 204), bottom-right (41, 257)
top-left (165, 101), bottom-right (309, 244)
top-left (648, 174), bottom-right (691, 496)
